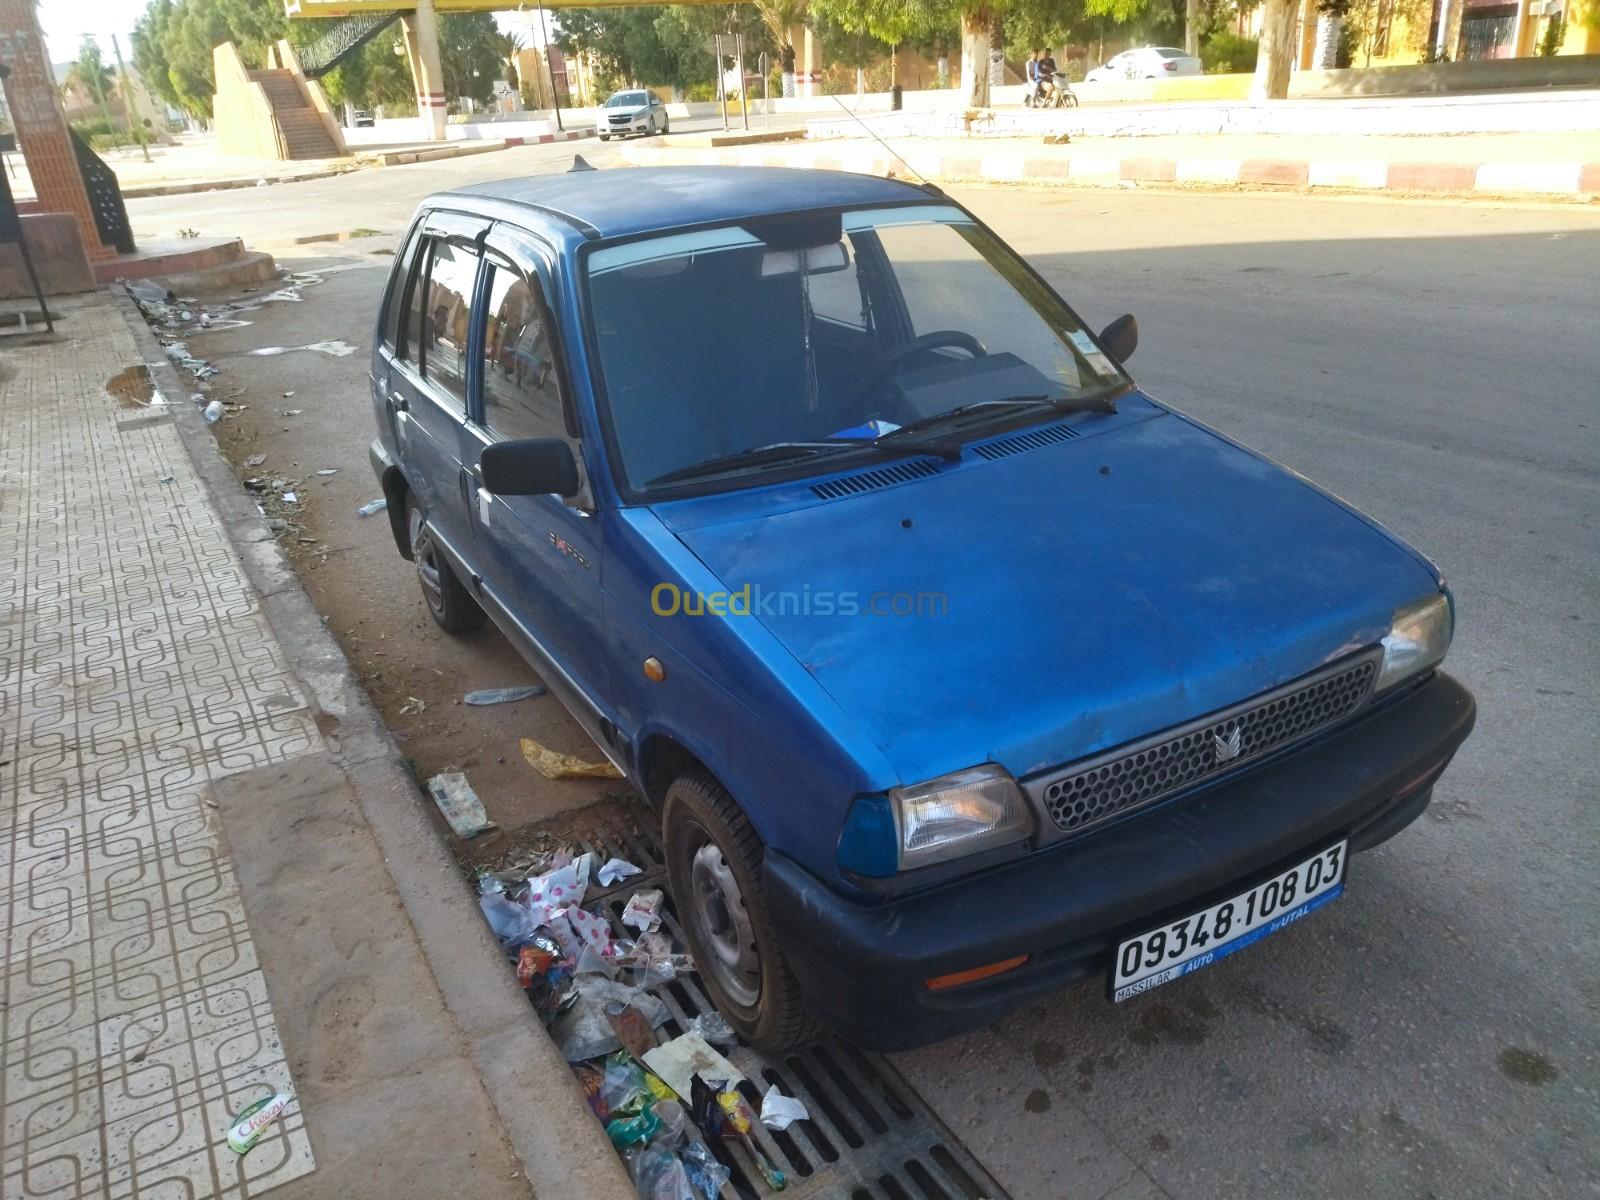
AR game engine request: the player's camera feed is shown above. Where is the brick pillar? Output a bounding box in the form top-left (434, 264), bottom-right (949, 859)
top-left (0, 1), bottom-right (113, 260)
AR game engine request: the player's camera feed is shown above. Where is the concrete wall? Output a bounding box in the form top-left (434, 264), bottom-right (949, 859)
top-left (0, 212), bottom-right (96, 298)
top-left (1290, 52), bottom-right (1600, 96)
top-left (212, 42), bottom-right (282, 158)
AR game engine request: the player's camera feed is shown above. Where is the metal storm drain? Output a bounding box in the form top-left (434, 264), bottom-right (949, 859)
top-left (521, 810), bottom-right (1010, 1200)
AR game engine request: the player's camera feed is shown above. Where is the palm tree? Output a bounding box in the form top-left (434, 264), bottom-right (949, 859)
top-left (1312, 0), bottom-right (1351, 69)
top-left (493, 30), bottom-right (525, 106)
top-left (756, 0), bottom-right (807, 95)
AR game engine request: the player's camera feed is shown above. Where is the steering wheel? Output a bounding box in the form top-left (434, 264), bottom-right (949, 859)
top-left (852, 330), bottom-right (987, 404)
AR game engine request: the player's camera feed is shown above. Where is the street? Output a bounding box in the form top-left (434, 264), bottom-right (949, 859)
top-left (128, 149), bottom-right (1600, 1198)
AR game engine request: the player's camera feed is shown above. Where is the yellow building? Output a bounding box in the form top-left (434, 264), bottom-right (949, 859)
top-left (1287, 0), bottom-right (1599, 67)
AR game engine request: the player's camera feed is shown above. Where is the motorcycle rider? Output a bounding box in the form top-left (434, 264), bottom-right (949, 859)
top-left (1036, 48), bottom-right (1059, 104)
top-left (1026, 50), bottom-right (1042, 100)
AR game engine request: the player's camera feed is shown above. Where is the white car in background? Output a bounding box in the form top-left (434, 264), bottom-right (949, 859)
top-left (1084, 46), bottom-right (1203, 82)
top-left (596, 89), bottom-right (669, 141)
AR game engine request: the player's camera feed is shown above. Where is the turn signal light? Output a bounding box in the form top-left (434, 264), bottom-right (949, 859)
top-left (923, 955), bottom-right (1029, 991)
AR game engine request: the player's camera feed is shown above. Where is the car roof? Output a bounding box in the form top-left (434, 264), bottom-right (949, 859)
top-left (442, 165), bottom-right (937, 242)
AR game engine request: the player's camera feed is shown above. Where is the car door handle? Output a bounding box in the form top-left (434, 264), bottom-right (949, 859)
top-left (390, 391), bottom-right (409, 414)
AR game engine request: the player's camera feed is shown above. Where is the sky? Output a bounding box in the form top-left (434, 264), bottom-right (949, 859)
top-left (37, 1), bottom-right (552, 66)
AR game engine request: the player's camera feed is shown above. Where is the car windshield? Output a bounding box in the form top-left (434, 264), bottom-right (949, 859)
top-left (585, 205), bottom-right (1128, 493)
top-left (606, 91), bottom-right (649, 108)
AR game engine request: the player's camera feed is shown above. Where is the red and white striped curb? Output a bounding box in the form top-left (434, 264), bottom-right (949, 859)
top-left (503, 129), bottom-right (597, 148)
top-left (629, 143), bottom-right (1600, 198)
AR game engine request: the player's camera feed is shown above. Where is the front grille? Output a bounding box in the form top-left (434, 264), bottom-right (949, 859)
top-left (1027, 653), bottom-right (1380, 837)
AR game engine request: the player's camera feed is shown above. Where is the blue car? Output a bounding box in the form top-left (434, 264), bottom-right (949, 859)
top-left (368, 165), bottom-right (1476, 1051)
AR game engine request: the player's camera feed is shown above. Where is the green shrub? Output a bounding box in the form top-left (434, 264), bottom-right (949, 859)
top-left (1201, 32), bottom-right (1259, 74)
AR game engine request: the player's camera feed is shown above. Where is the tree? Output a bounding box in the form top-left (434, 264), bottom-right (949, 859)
top-left (1251, 0), bottom-right (1298, 99)
top-left (131, 0), bottom-right (288, 118)
top-left (494, 30), bottom-right (525, 93)
top-left (437, 13), bottom-right (502, 108)
top-left (1312, 0), bottom-right (1351, 68)
top-left (65, 36), bottom-right (116, 127)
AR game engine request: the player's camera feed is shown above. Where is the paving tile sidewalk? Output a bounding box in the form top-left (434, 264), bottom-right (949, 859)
top-left (0, 293), bottom-right (632, 1199)
top-left (626, 130), bottom-right (1600, 198)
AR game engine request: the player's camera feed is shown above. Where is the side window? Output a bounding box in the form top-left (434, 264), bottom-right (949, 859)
top-left (420, 238), bottom-right (480, 409)
top-left (381, 224), bottom-right (422, 352)
top-left (481, 264), bottom-right (571, 443)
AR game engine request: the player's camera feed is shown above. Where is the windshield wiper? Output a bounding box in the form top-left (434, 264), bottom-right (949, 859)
top-left (646, 436), bottom-right (959, 488)
top-left (874, 391), bottom-right (1120, 448)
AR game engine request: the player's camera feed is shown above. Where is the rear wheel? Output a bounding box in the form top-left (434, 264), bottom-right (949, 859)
top-left (663, 770), bottom-right (814, 1051)
top-left (406, 495), bottom-right (485, 634)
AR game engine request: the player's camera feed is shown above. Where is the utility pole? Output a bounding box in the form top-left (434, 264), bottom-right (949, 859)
top-left (110, 34), bottom-right (150, 163)
top-left (536, 0), bottom-right (562, 131)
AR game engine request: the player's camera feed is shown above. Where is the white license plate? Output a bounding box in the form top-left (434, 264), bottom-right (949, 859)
top-left (1111, 840), bottom-right (1347, 1002)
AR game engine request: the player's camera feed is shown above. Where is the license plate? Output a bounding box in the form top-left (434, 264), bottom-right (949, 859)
top-left (1111, 841), bottom-right (1347, 1002)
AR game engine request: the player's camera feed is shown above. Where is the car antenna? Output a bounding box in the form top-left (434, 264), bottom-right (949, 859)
top-left (569, 154), bottom-right (596, 173)
top-left (824, 93), bottom-right (942, 194)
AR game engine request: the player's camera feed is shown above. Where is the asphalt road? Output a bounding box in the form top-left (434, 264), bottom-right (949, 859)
top-left (133, 152), bottom-right (1600, 1199)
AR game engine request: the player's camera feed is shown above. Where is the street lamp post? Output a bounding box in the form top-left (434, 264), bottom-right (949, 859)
top-left (536, 0), bottom-right (563, 132)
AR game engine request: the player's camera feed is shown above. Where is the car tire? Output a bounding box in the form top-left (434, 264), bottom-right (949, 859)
top-left (599, 134), bottom-right (610, 142)
top-left (406, 495), bottom-right (485, 634)
top-left (663, 769), bottom-right (816, 1052)
top-left (661, 117), bottom-right (670, 134)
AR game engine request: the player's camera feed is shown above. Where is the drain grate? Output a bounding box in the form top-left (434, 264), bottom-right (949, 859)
top-left (540, 814), bottom-right (1010, 1200)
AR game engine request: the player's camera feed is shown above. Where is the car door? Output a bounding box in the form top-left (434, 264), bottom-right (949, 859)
top-left (459, 226), bottom-right (612, 726)
top-left (386, 212), bottom-right (489, 573)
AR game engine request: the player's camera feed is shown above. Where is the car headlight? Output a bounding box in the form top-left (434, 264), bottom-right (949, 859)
top-left (890, 765), bottom-right (1033, 869)
top-left (1377, 594), bottom-right (1452, 691)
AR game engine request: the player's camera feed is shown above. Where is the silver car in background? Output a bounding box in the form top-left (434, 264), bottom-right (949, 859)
top-left (596, 89), bottom-right (669, 141)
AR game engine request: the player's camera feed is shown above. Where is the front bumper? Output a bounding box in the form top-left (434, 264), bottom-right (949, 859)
top-left (764, 670), bottom-right (1476, 1051)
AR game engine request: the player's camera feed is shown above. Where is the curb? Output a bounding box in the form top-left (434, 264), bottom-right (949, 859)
top-left (117, 131), bottom-right (596, 200)
top-left (624, 141), bottom-right (1600, 200)
top-left (113, 290), bottom-right (636, 1200)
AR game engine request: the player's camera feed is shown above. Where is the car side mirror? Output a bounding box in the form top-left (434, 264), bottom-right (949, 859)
top-left (1099, 314), bottom-right (1138, 363)
top-left (480, 438), bottom-right (580, 498)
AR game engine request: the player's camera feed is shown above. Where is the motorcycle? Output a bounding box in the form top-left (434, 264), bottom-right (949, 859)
top-left (1023, 70), bottom-right (1078, 109)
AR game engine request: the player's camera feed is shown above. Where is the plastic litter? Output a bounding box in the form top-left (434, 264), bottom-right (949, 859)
top-left (520, 736), bottom-right (624, 780)
top-left (621, 888), bottom-right (664, 933)
top-left (203, 400), bottom-right (224, 423)
top-left (463, 684), bottom-right (547, 707)
top-left (598, 1051), bottom-right (654, 1120)
top-left (760, 1086), bottom-right (809, 1131)
top-left (679, 1140), bottom-right (732, 1199)
top-left (625, 931), bottom-right (694, 988)
top-left (693, 1075), bottom-right (785, 1190)
top-left (628, 1142), bottom-right (695, 1200)
top-left (605, 1000), bottom-right (659, 1060)
top-left (315, 468), bottom-right (339, 476)
top-left (357, 498), bottom-right (387, 517)
top-left (431, 784), bottom-right (492, 846)
top-left (597, 857), bottom-right (643, 887)
top-left (479, 891), bottom-right (538, 948)
top-left (158, 473), bottom-right (175, 485)
top-left (606, 1105), bottom-right (661, 1149)
top-left (552, 977), bottom-right (670, 1062)
top-left (225, 1091), bottom-right (292, 1155)
top-left (686, 1011), bottom-right (736, 1047)
top-left (281, 491), bottom-right (298, 504)
top-left (642, 1032), bottom-right (744, 1102)
top-left (245, 454), bottom-right (266, 467)
top-left (399, 696), bottom-right (425, 715)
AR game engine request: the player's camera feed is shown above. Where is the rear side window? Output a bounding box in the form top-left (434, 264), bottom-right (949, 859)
top-left (381, 224), bottom-right (423, 351)
top-left (481, 264), bottom-right (570, 442)
top-left (418, 239), bottom-right (480, 409)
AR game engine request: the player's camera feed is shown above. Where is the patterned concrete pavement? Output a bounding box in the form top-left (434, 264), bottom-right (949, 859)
top-left (1, 295), bottom-right (319, 1198)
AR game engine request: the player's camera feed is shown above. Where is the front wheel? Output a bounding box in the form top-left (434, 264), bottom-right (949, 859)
top-left (661, 117), bottom-right (670, 134)
top-left (599, 134), bottom-right (610, 142)
top-left (663, 771), bottom-right (814, 1051)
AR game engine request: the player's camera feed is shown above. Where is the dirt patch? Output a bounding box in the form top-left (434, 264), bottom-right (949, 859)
top-left (1498, 1046), bottom-right (1559, 1087)
top-left (105, 364), bottom-right (155, 407)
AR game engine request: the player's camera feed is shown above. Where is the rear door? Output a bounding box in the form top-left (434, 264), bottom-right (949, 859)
top-left (459, 225), bottom-right (612, 723)
top-left (387, 211), bottom-right (489, 571)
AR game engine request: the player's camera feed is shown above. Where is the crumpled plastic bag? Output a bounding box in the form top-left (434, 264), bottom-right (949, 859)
top-left (479, 892), bottom-right (538, 949)
top-left (597, 857), bottom-right (642, 887)
top-left (628, 1141), bottom-right (696, 1200)
top-left (687, 1011), bottom-right (737, 1047)
top-left (551, 977), bottom-right (671, 1062)
top-left (679, 1140), bottom-right (732, 1199)
top-left (521, 736), bottom-right (623, 780)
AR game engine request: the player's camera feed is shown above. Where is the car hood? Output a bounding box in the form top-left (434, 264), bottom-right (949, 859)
top-left (654, 404), bottom-right (1438, 786)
